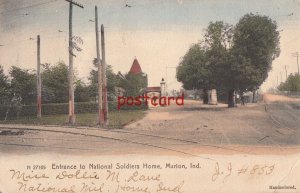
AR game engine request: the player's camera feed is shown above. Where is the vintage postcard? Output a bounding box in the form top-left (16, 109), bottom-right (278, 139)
top-left (0, 0), bottom-right (299, 192)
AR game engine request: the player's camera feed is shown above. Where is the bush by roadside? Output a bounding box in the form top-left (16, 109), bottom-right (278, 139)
top-left (0, 101), bottom-right (148, 119)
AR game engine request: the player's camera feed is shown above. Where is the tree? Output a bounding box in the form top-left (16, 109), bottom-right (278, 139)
top-left (176, 44), bottom-right (211, 103)
top-left (42, 61), bottom-right (69, 103)
top-left (177, 44), bottom-right (210, 90)
top-left (177, 14), bottom-right (280, 107)
top-left (0, 65), bottom-right (11, 104)
top-left (203, 21), bottom-right (236, 106)
top-left (75, 80), bottom-right (90, 102)
top-left (122, 73), bottom-right (147, 97)
top-left (230, 13), bottom-right (280, 103)
top-left (88, 58), bottom-right (120, 101)
top-left (278, 73), bottom-right (300, 92)
top-left (9, 66), bottom-right (36, 105)
top-left (177, 21), bottom-right (233, 104)
top-left (203, 21), bottom-right (233, 50)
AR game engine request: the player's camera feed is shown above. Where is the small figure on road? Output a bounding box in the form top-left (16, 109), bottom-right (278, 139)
top-left (241, 94), bottom-right (245, 105)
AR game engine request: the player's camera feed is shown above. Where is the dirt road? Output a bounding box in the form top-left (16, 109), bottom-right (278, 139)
top-left (0, 94), bottom-right (299, 155)
top-left (124, 94), bottom-right (299, 151)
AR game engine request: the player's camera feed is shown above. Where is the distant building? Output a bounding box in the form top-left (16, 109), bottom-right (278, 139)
top-left (116, 58), bottom-right (148, 97)
top-left (116, 58), bottom-right (167, 104)
top-left (145, 86), bottom-right (161, 99)
top-left (127, 58), bottom-right (148, 94)
top-left (160, 78), bottom-right (166, 96)
top-left (129, 58), bottom-right (143, 75)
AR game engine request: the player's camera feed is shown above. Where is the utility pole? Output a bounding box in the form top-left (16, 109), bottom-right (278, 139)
top-left (66, 0), bottom-right (83, 125)
top-left (101, 24), bottom-right (108, 126)
top-left (291, 52), bottom-right (300, 75)
top-left (285, 65), bottom-right (288, 80)
top-left (37, 35), bottom-right (42, 118)
top-left (95, 6), bottom-right (104, 125)
top-left (280, 71), bottom-right (282, 83)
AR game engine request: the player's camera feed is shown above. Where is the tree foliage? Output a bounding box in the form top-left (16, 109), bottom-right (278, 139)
top-left (176, 14), bottom-right (280, 106)
top-left (177, 21), bottom-right (233, 91)
top-left (278, 73), bottom-right (300, 92)
top-left (75, 80), bottom-right (90, 102)
top-left (9, 66), bottom-right (36, 105)
top-left (0, 65), bottom-right (11, 104)
top-left (203, 21), bottom-right (233, 50)
top-left (88, 58), bottom-right (121, 101)
top-left (122, 73), bottom-right (147, 97)
top-left (42, 61), bottom-right (69, 103)
top-left (231, 13), bottom-right (280, 92)
top-left (176, 44), bottom-right (210, 90)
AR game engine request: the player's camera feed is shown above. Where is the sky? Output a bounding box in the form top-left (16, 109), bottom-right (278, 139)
top-left (0, 0), bottom-right (299, 92)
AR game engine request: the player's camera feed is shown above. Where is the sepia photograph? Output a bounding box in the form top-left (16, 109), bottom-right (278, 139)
top-left (0, 0), bottom-right (299, 192)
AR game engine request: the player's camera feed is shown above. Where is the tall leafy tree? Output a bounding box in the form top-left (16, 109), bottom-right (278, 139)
top-left (9, 66), bottom-right (36, 105)
top-left (177, 44), bottom-right (210, 90)
top-left (177, 21), bottom-right (233, 104)
top-left (177, 14), bottom-right (280, 107)
top-left (203, 21), bottom-right (233, 50)
top-left (278, 73), bottom-right (300, 92)
top-left (42, 61), bottom-right (69, 103)
top-left (75, 79), bottom-right (90, 102)
top-left (88, 58), bottom-right (120, 101)
top-left (0, 65), bottom-right (11, 104)
top-left (204, 21), bottom-right (234, 105)
top-left (230, 13), bottom-right (280, 102)
top-left (176, 44), bottom-right (211, 103)
top-left (122, 73), bottom-right (147, 97)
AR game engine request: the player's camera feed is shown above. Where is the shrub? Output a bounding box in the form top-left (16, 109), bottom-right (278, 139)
top-left (0, 101), bottom-right (147, 119)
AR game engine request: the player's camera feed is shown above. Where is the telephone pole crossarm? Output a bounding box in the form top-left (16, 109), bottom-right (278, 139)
top-left (65, 0), bottom-right (84, 8)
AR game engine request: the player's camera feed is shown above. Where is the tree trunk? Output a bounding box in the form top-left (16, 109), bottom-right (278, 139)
top-left (203, 89), bottom-right (208, 104)
top-left (228, 89), bottom-right (235, 108)
top-left (240, 91), bottom-right (245, 105)
top-left (252, 90), bottom-right (256, 103)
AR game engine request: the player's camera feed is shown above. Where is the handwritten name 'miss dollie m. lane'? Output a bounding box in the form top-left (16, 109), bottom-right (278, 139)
top-left (8, 169), bottom-right (185, 193)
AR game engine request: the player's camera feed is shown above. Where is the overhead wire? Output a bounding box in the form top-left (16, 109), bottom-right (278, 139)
top-left (0, 0), bottom-right (64, 34)
top-left (0, 1), bottom-right (142, 46)
top-left (0, 0), bottom-right (59, 15)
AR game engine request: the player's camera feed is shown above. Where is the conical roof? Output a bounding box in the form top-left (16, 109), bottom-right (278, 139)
top-left (129, 58), bottom-right (142, 74)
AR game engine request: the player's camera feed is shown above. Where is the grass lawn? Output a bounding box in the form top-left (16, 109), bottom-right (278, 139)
top-left (0, 110), bottom-right (146, 128)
